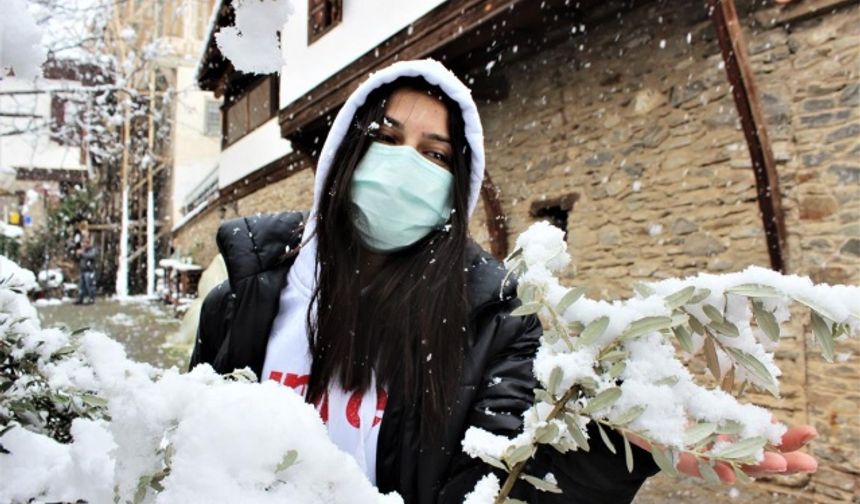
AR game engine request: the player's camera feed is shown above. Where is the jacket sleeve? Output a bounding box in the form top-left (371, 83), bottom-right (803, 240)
top-left (437, 301), bottom-right (657, 503)
top-left (188, 279), bottom-right (233, 372)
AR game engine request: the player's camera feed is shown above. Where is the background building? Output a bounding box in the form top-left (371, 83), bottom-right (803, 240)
top-left (174, 0), bottom-right (859, 501)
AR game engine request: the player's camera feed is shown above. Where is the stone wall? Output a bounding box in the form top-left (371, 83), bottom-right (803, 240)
top-left (172, 1), bottom-right (858, 501)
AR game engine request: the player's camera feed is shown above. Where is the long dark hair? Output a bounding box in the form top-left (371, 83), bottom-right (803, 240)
top-left (306, 77), bottom-right (471, 440)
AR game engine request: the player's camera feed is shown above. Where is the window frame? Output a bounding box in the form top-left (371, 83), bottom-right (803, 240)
top-left (307, 0), bottom-right (343, 45)
top-left (221, 75), bottom-right (279, 148)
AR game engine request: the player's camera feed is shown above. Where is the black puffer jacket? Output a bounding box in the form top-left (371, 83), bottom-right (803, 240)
top-left (190, 211), bottom-right (657, 503)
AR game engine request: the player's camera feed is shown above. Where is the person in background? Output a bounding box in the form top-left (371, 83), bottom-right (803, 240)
top-left (75, 237), bottom-right (97, 305)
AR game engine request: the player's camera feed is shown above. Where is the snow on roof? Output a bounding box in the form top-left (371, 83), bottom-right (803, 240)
top-left (194, 0), bottom-right (226, 86)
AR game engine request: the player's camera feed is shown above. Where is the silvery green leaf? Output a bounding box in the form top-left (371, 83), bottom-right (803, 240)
top-left (480, 454), bottom-right (508, 470)
top-left (568, 321), bottom-right (585, 333)
top-left (732, 465), bottom-right (753, 484)
top-left (664, 286), bottom-right (696, 309)
top-left (521, 474), bottom-right (563, 493)
top-left (505, 499), bottom-right (529, 504)
top-left (564, 414), bottom-right (590, 452)
top-left (619, 316), bottom-right (673, 340)
top-left (688, 315), bottom-right (706, 336)
top-left (276, 449), bottom-right (299, 472)
top-left (505, 444), bottom-right (535, 465)
top-left (673, 325), bottom-right (694, 353)
top-left (601, 349), bottom-right (629, 362)
top-left (727, 284), bottom-right (783, 298)
top-left (751, 301), bottom-right (779, 341)
top-left (633, 282), bottom-right (655, 297)
top-left (579, 316), bottom-right (609, 347)
top-left (623, 435), bottom-right (634, 473)
top-left (688, 288), bottom-right (711, 305)
top-left (613, 405), bottom-right (646, 425)
top-left (547, 367), bottom-right (563, 396)
top-left (810, 312), bottom-right (835, 362)
top-left (655, 376), bottom-right (679, 386)
top-left (725, 347), bottom-right (778, 397)
top-left (703, 336), bottom-right (721, 381)
top-left (557, 286), bottom-right (587, 314)
top-left (714, 436), bottom-right (766, 461)
top-left (608, 361), bottom-right (626, 379)
top-left (670, 312), bottom-right (689, 327)
top-left (596, 422), bottom-right (616, 455)
top-left (542, 329), bottom-right (560, 345)
top-left (511, 302), bottom-right (541, 317)
top-left (81, 394), bottom-right (107, 408)
top-left (517, 283), bottom-right (536, 303)
top-left (717, 420), bottom-right (743, 435)
top-left (698, 459), bottom-right (722, 485)
top-left (577, 377), bottom-right (599, 392)
top-left (792, 295), bottom-right (839, 323)
top-left (505, 247), bottom-right (523, 262)
top-left (651, 447), bottom-right (677, 476)
top-left (536, 422), bottom-right (560, 444)
top-left (702, 304), bottom-right (724, 323)
top-left (707, 319), bottom-right (739, 338)
top-left (581, 387), bottom-right (622, 414)
top-left (534, 389), bottom-right (553, 404)
top-left (683, 422), bottom-right (717, 446)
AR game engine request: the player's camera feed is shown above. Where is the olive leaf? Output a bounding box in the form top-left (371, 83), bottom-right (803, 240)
top-left (683, 422), bottom-right (717, 446)
top-left (580, 387), bottom-right (622, 414)
top-left (688, 288), bottom-right (712, 305)
top-left (521, 474), bottom-right (563, 494)
top-left (810, 312), bottom-right (835, 362)
top-left (535, 422), bottom-right (560, 444)
top-left (564, 414), bottom-right (590, 452)
top-left (511, 302), bottom-right (541, 317)
top-left (726, 284), bottom-right (783, 299)
top-left (623, 435), bottom-right (634, 473)
top-left (672, 325), bottom-right (694, 353)
top-left (651, 447), bottom-right (677, 476)
top-left (276, 449), bottom-right (299, 472)
top-left (579, 316), bottom-right (609, 347)
top-left (751, 300), bottom-right (779, 341)
top-left (697, 459), bottom-right (722, 485)
top-left (703, 336), bottom-right (721, 381)
top-left (713, 436), bottom-right (766, 461)
top-left (633, 282), bottom-right (655, 297)
top-left (664, 286), bottom-right (696, 309)
top-left (596, 422), bottom-right (616, 455)
top-left (557, 285), bottom-right (587, 314)
top-left (505, 444), bottom-right (535, 465)
top-left (619, 316), bottom-right (673, 340)
top-left (613, 405), bottom-right (646, 426)
top-left (725, 347), bottom-right (778, 397)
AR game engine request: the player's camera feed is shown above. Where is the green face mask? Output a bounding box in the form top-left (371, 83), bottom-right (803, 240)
top-left (350, 141), bottom-right (454, 252)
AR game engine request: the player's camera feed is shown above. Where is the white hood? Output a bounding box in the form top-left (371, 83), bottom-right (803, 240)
top-left (291, 58), bottom-right (486, 296)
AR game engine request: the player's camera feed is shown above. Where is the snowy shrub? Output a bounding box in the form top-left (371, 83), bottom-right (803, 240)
top-left (463, 222), bottom-right (860, 502)
top-left (0, 257), bottom-right (401, 504)
top-left (215, 0), bottom-right (294, 74)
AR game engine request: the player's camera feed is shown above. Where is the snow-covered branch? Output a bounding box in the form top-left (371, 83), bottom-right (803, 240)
top-left (463, 222), bottom-right (859, 502)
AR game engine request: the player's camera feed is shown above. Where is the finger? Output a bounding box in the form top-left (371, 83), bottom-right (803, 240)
top-left (782, 451), bottom-right (818, 473)
top-left (714, 462), bottom-right (736, 484)
top-left (778, 426), bottom-right (818, 453)
top-left (742, 452), bottom-right (787, 477)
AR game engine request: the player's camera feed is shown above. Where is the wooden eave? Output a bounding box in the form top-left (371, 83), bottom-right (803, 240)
top-left (197, 1), bottom-right (234, 92)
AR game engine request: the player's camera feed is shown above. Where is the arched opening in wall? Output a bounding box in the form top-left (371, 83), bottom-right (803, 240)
top-left (529, 193), bottom-right (578, 241)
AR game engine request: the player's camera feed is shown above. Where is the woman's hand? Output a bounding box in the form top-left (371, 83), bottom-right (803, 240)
top-left (626, 423), bottom-right (818, 483)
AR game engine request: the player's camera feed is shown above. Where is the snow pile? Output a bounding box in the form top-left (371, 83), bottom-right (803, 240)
top-left (464, 221), bottom-right (859, 498)
top-left (215, 0), bottom-right (294, 74)
top-left (0, 0), bottom-right (47, 79)
top-left (0, 257), bottom-right (402, 504)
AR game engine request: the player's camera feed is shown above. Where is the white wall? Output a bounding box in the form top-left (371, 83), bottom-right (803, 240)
top-left (218, 117), bottom-right (292, 188)
top-left (0, 76), bottom-right (87, 173)
top-left (279, 0), bottom-right (447, 110)
top-left (171, 65), bottom-right (222, 222)
top-left (214, 0), bottom-right (442, 191)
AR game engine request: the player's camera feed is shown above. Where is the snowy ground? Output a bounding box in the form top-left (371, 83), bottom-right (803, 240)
top-left (35, 298), bottom-right (186, 369)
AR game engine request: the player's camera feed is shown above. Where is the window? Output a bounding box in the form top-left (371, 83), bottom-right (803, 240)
top-left (204, 99), bottom-right (221, 137)
top-left (307, 0), bottom-right (342, 45)
top-left (50, 95), bottom-right (81, 146)
top-left (223, 76), bottom-right (279, 146)
top-left (529, 193), bottom-right (578, 240)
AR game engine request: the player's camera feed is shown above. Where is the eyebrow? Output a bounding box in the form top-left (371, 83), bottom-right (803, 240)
top-left (383, 115), bottom-right (451, 144)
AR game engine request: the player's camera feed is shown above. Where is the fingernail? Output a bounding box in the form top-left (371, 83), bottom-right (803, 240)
top-left (801, 433), bottom-right (817, 445)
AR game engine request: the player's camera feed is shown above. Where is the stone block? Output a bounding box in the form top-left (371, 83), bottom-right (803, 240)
top-left (668, 80), bottom-right (705, 107)
top-left (824, 123), bottom-right (860, 144)
top-left (829, 164), bottom-right (860, 184)
top-left (799, 196), bottom-right (839, 220)
top-left (840, 238), bottom-right (860, 257)
top-left (682, 232), bottom-right (728, 257)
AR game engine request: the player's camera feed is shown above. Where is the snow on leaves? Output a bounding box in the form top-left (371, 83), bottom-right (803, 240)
top-left (464, 221), bottom-right (859, 503)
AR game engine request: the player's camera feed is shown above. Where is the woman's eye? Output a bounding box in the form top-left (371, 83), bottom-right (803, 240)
top-left (426, 151), bottom-right (450, 166)
top-left (375, 132), bottom-right (397, 144)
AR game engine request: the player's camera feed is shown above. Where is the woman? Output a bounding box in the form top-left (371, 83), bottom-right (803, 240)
top-left (190, 59), bottom-right (816, 503)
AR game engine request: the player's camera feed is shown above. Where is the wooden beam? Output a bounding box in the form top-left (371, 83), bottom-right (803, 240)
top-left (709, 0), bottom-right (787, 272)
top-left (754, 0), bottom-right (858, 28)
top-left (480, 170), bottom-right (508, 261)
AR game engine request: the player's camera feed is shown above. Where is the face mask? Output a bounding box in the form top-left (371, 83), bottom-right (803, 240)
top-left (350, 141), bottom-right (454, 252)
